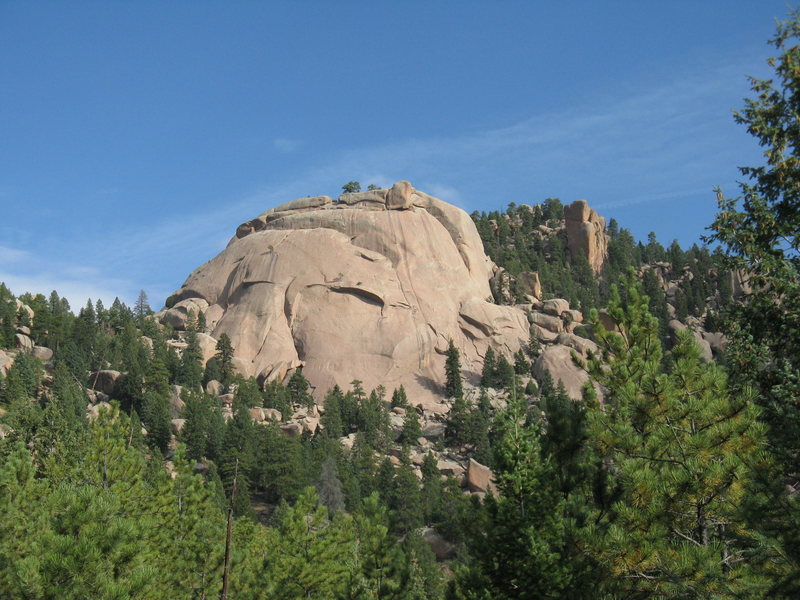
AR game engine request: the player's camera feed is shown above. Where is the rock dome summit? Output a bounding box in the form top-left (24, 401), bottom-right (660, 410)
top-left (158, 181), bottom-right (534, 406)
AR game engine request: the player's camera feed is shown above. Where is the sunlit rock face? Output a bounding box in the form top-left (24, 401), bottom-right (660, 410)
top-left (161, 181), bottom-right (529, 407)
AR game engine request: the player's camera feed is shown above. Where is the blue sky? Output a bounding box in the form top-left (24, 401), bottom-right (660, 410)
top-left (0, 1), bottom-right (793, 309)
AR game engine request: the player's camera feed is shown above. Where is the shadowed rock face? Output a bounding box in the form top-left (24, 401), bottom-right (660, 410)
top-left (163, 181), bottom-right (529, 407)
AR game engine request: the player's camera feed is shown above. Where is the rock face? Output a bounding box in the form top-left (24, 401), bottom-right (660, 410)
top-left (162, 182), bottom-right (529, 406)
top-left (564, 200), bottom-right (607, 273)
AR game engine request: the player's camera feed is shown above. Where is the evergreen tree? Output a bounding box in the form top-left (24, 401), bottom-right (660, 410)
top-left (451, 400), bottom-right (574, 599)
top-left (445, 339), bottom-right (463, 399)
top-left (705, 14), bottom-right (800, 593)
top-left (583, 275), bottom-right (767, 597)
top-left (400, 406), bottom-right (423, 445)
top-left (133, 289), bottom-right (152, 327)
top-left (178, 328), bottom-right (204, 389)
top-left (320, 385), bottom-right (345, 438)
top-left (316, 455), bottom-right (345, 515)
top-left (215, 333), bottom-right (235, 390)
top-left (287, 367), bottom-right (313, 410)
top-left (391, 385), bottom-right (409, 408)
top-left (481, 347), bottom-right (496, 388)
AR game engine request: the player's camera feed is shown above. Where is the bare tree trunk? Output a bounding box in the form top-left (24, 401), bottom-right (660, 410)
top-left (220, 458), bottom-right (238, 600)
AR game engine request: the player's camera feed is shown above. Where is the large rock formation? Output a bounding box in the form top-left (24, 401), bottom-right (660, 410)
top-left (161, 182), bottom-right (530, 407)
top-left (564, 199), bottom-right (607, 273)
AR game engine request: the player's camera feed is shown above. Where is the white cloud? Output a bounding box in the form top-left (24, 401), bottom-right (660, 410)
top-left (0, 270), bottom-right (134, 309)
top-left (0, 54), bottom-right (768, 311)
top-left (0, 244), bottom-right (30, 263)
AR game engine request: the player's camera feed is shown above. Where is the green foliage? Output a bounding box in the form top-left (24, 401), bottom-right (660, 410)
top-left (177, 328), bottom-right (204, 389)
top-left (445, 339), bottom-right (463, 399)
top-left (287, 367), bottom-right (313, 410)
top-left (342, 180), bottom-right (361, 193)
top-left (215, 333), bottom-right (235, 390)
top-left (451, 401), bottom-right (574, 599)
top-left (583, 275), bottom-right (768, 597)
top-left (704, 12), bottom-right (800, 593)
top-left (400, 406), bottom-right (423, 445)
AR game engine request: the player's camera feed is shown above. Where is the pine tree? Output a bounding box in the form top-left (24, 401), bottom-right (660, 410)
top-left (481, 347), bottom-right (496, 388)
top-left (400, 406), bottom-right (422, 445)
top-left (451, 400), bottom-right (574, 599)
top-left (316, 455), bottom-right (345, 515)
top-left (287, 367), bottom-right (313, 410)
top-left (133, 289), bottom-right (152, 326)
top-left (391, 385), bottom-right (409, 409)
top-left (583, 274), bottom-right (766, 597)
top-left (258, 488), bottom-right (354, 599)
top-left (178, 328), bottom-right (204, 389)
top-left (320, 385), bottom-right (344, 438)
top-left (215, 333), bottom-right (235, 390)
top-left (445, 339), bottom-right (463, 399)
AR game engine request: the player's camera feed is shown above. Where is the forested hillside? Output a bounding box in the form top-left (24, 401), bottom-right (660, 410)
top-left (2, 9), bottom-right (800, 600)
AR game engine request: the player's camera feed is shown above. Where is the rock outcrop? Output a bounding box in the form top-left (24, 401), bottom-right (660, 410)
top-left (160, 182), bottom-right (530, 407)
top-left (564, 199), bottom-right (607, 273)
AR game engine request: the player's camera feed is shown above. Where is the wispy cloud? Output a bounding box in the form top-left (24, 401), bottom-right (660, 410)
top-left (0, 55), bottom-right (767, 310)
top-left (273, 138), bottom-right (304, 153)
top-left (0, 244), bottom-right (30, 263)
top-left (0, 268), bottom-right (134, 309)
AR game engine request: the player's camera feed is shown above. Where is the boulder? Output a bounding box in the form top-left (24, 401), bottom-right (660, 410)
top-left (338, 189), bottom-right (388, 208)
top-left (280, 422), bottom-right (303, 437)
top-left (87, 401), bottom-right (112, 421)
top-left (340, 433), bottom-right (357, 450)
top-left (530, 323), bottom-right (559, 343)
top-left (668, 319), bottom-right (687, 334)
top-left (556, 332), bottom-right (599, 357)
top-left (139, 336), bottom-right (154, 351)
top-left (249, 407), bottom-right (265, 422)
top-left (15, 334), bottom-right (33, 352)
top-left (263, 408), bottom-right (282, 422)
top-left (195, 333), bottom-right (219, 366)
top-left (437, 457), bottom-right (465, 479)
top-left (15, 300), bottom-right (34, 322)
top-left (564, 199), bottom-right (607, 273)
top-left (529, 311), bottom-right (563, 334)
top-left (598, 310), bottom-right (618, 332)
top-left (422, 421), bottom-right (446, 440)
top-left (206, 380), bottom-right (224, 396)
top-left (301, 416), bottom-right (320, 435)
top-left (88, 370), bottom-right (123, 396)
top-left (171, 418), bottom-right (186, 435)
top-left (533, 345), bottom-right (591, 400)
top-left (542, 298), bottom-right (570, 317)
top-left (162, 182), bottom-right (530, 406)
top-left (0, 350), bottom-right (13, 376)
top-left (16, 325), bottom-right (31, 336)
top-left (701, 331), bottom-right (726, 355)
top-left (692, 331), bottom-right (714, 363)
top-left (169, 385), bottom-right (185, 419)
top-left (517, 271), bottom-right (542, 300)
top-left (386, 180), bottom-right (414, 209)
top-left (466, 458), bottom-right (496, 494)
top-left (422, 527), bottom-right (457, 561)
top-left (160, 297), bottom-right (210, 331)
top-left (219, 393), bottom-right (234, 407)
